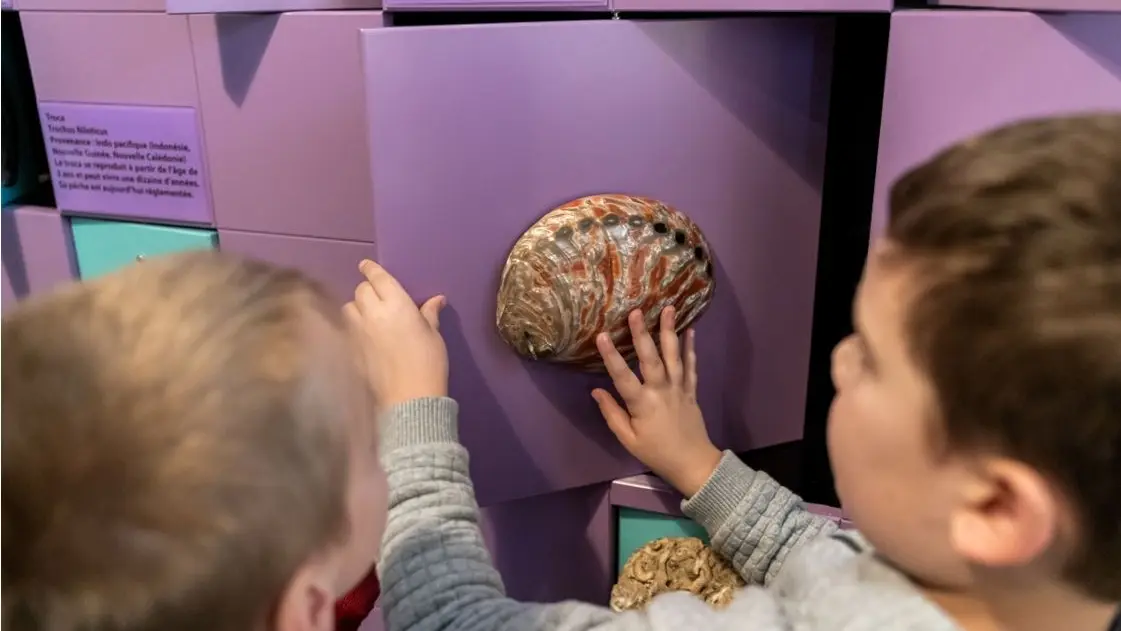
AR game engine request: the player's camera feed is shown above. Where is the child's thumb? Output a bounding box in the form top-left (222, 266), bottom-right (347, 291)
top-left (420, 295), bottom-right (446, 330)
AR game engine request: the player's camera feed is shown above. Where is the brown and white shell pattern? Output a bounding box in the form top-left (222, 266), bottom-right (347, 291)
top-left (610, 536), bottom-right (745, 612)
top-left (495, 194), bottom-right (715, 371)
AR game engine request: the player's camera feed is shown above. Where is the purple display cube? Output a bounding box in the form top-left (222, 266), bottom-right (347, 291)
top-left (190, 11), bottom-right (385, 241)
top-left (613, 0), bottom-right (891, 11)
top-left (927, 0), bottom-right (1121, 11)
top-left (874, 10), bottom-right (1121, 239)
top-left (383, 0), bottom-right (607, 9)
top-left (363, 17), bottom-right (833, 506)
top-left (1, 206), bottom-right (78, 312)
top-left (21, 11), bottom-right (213, 223)
top-left (360, 482), bottom-right (613, 631)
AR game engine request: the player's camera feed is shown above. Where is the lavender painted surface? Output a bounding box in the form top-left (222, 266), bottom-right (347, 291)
top-left (1, 0), bottom-right (13, 10)
top-left (360, 482), bottom-right (613, 631)
top-left (168, 0), bottom-right (380, 12)
top-left (217, 230), bottom-right (376, 302)
top-left (2, 264), bottom-right (15, 312)
top-left (364, 18), bottom-right (832, 505)
top-left (928, 0), bottom-right (1121, 11)
top-left (384, 0), bottom-right (607, 9)
top-left (873, 11), bottom-right (1121, 239)
top-left (21, 12), bottom-right (198, 106)
top-left (614, 0), bottom-right (891, 11)
top-left (191, 12), bottom-right (383, 241)
top-left (17, 0), bottom-right (164, 10)
top-left (38, 102), bottom-right (213, 224)
top-left (1, 206), bottom-right (78, 312)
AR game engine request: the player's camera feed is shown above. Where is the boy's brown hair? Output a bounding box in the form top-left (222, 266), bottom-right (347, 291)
top-left (886, 112), bottom-right (1121, 599)
top-left (2, 252), bottom-right (364, 631)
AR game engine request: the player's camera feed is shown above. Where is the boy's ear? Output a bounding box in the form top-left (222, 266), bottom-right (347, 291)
top-left (274, 562), bottom-right (337, 631)
top-left (949, 457), bottom-right (1059, 569)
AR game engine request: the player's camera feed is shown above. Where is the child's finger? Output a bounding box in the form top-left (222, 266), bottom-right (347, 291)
top-left (419, 295), bottom-right (446, 331)
top-left (354, 281), bottom-right (379, 313)
top-left (659, 306), bottom-right (682, 385)
top-left (683, 329), bottom-right (698, 398)
top-left (630, 309), bottom-right (666, 386)
top-left (592, 388), bottom-right (636, 446)
top-left (597, 333), bottom-right (643, 405)
top-left (358, 259), bottom-right (407, 301)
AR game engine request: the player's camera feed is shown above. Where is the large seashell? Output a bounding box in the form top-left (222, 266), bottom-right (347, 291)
top-left (496, 194), bottom-right (715, 371)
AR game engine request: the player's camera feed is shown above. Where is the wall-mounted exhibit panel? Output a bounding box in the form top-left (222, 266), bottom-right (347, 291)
top-left (926, 1), bottom-right (1121, 11)
top-left (16, 0), bottom-right (164, 10)
top-left (383, 0), bottom-right (608, 9)
top-left (612, 0), bottom-right (891, 10)
top-left (1, 206), bottom-right (77, 312)
top-left (873, 10), bottom-right (1121, 238)
top-left (189, 11), bottom-right (383, 241)
top-left (363, 17), bottom-right (833, 506)
top-left (70, 217), bottom-right (218, 279)
top-left (21, 12), bottom-right (214, 225)
top-left (217, 230), bottom-right (376, 302)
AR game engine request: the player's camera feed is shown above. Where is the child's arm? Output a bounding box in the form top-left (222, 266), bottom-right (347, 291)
top-left (591, 308), bottom-right (836, 586)
top-left (679, 450), bottom-right (838, 586)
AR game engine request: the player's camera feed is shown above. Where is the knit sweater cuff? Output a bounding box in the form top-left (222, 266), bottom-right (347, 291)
top-left (681, 450), bottom-right (758, 534)
top-left (379, 396), bottom-right (460, 453)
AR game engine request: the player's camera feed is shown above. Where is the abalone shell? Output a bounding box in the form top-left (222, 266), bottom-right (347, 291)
top-left (496, 194), bottom-right (716, 371)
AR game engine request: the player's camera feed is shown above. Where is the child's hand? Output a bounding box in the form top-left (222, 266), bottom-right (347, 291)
top-left (592, 307), bottom-right (723, 498)
top-left (346, 260), bottom-right (448, 413)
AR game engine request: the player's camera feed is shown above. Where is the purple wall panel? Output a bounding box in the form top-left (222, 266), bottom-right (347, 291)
top-left (21, 12), bottom-right (199, 107)
top-left (16, 0), bottom-right (164, 10)
top-left (383, 0), bottom-right (607, 9)
top-left (873, 11), bottom-right (1121, 239)
top-left (360, 482), bottom-right (613, 630)
top-left (363, 18), bottom-right (832, 506)
top-left (217, 229), bottom-right (376, 303)
top-left (1, 206), bottom-right (78, 312)
top-left (190, 12), bottom-right (384, 241)
top-left (169, 0), bottom-right (381, 12)
top-left (927, 1), bottom-right (1121, 11)
top-left (613, 0), bottom-right (890, 11)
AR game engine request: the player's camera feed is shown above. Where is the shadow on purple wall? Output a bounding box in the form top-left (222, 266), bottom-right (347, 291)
top-left (1048, 14), bottom-right (1121, 81)
top-left (215, 13), bottom-right (280, 106)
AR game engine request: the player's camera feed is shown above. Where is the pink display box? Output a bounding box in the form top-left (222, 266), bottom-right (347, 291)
top-left (363, 17), bottom-right (834, 506)
top-left (611, 473), bottom-right (844, 524)
top-left (927, 0), bottom-right (1121, 11)
top-left (16, 0), bottom-right (164, 12)
top-left (167, 0), bottom-right (381, 12)
top-left (612, 0), bottom-right (891, 10)
top-left (1, 205), bottom-right (78, 312)
top-left (360, 482), bottom-right (614, 631)
top-left (190, 11), bottom-right (384, 241)
top-left (873, 10), bottom-right (1121, 239)
top-left (217, 229), bottom-right (376, 302)
top-left (383, 0), bottom-right (608, 9)
top-left (21, 11), bottom-right (214, 224)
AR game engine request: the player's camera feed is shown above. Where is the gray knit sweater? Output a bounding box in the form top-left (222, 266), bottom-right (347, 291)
top-left (377, 397), bottom-right (960, 630)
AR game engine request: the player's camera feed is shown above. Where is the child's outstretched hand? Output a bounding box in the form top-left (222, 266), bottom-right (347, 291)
top-left (592, 307), bottom-right (722, 498)
top-left (346, 259), bottom-right (448, 413)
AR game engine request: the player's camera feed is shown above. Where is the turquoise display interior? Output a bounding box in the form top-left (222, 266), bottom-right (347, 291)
top-left (616, 507), bottom-right (709, 574)
top-left (70, 217), bottom-right (218, 280)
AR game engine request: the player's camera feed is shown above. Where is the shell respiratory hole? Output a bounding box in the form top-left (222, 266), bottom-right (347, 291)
top-left (496, 194), bottom-right (716, 371)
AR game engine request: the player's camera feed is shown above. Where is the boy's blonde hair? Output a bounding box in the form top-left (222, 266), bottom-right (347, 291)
top-left (2, 251), bottom-right (362, 631)
top-left (886, 112), bottom-right (1121, 599)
